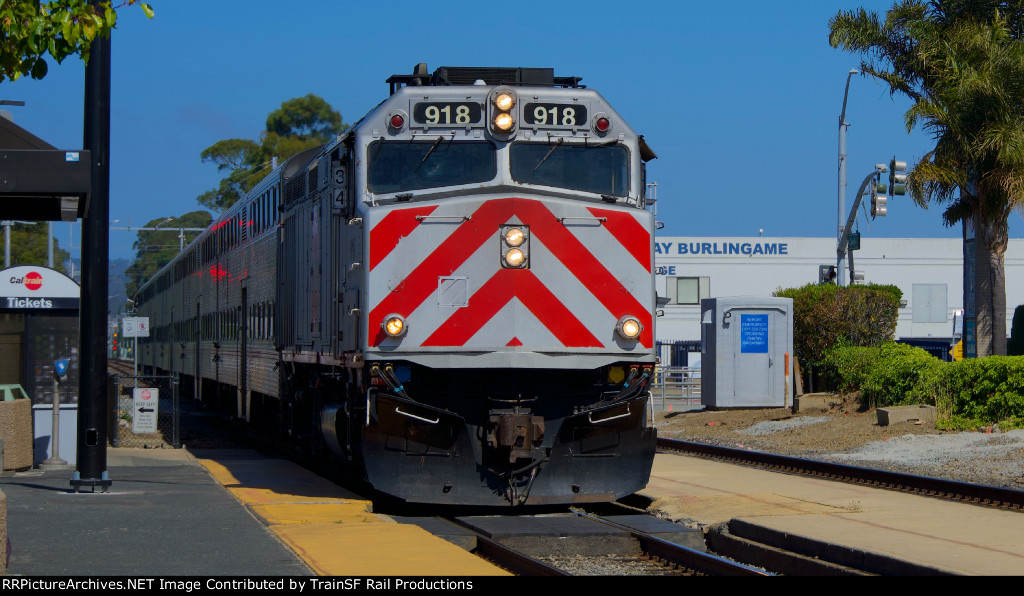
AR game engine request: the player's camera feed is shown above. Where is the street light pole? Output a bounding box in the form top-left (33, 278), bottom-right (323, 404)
top-left (837, 68), bottom-right (858, 287)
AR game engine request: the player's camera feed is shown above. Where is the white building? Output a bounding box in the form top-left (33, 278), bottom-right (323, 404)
top-left (654, 236), bottom-right (1024, 362)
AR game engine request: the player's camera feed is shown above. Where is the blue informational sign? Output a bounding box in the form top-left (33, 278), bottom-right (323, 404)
top-left (740, 314), bottom-right (769, 353)
top-left (54, 358), bottom-right (69, 378)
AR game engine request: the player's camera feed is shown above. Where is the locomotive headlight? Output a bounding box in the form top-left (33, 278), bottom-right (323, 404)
top-left (489, 86), bottom-right (518, 135)
top-left (500, 225), bottom-right (529, 268)
top-left (493, 112), bottom-right (515, 132)
top-left (616, 316), bottom-right (642, 340)
top-left (382, 314), bottom-right (408, 338)
top-left (504, 248), bottom-right (526, 268)
top-left (504, 227), bottom-right (525, 247)
top-left (494, 92), bottom-right (515, 111)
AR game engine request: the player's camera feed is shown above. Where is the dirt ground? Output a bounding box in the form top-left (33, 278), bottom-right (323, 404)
top-left (653, 392), bottom-right (947, 456)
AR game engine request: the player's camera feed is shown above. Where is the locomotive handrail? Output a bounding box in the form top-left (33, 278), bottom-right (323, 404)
top-left (415, 215), bottom-right (471, 222)
top-left (588, 404), bottom-right (631, 424)
top-left (556, 216), bottom-right (606, 224)
top-left (395, 406), bottom-right (440, 424)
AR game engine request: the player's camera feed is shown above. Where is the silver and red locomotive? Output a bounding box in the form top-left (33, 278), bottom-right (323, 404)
top-left (137, 65), bottom-right (659, 506)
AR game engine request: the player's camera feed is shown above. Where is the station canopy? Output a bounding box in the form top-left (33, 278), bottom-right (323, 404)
top-left (0, 115), bottom-right (90, 222)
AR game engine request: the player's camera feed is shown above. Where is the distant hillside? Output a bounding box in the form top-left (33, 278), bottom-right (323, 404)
top-left (65, 257), bottom-right (132, 315)
top-left (108, 258), bottom-right (130, 315)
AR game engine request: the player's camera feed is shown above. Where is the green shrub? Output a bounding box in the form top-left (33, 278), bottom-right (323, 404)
top-left (859, 342), bottom-right (943, 408)
top-left (775, 282), bottom-right (901, 372)
top-left (930, 356), bottom-right (1024, 430)
top-left (820, 343), bottom-right (880, 392)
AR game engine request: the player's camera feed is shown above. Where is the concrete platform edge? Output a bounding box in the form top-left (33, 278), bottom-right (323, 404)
top-left (726, 518), bottom-right (960, 576)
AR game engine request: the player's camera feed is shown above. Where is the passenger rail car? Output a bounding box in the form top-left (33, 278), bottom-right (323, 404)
top-left (136, 65), bottom-right (659, 506)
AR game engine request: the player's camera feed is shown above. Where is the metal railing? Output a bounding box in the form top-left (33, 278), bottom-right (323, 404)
top-left (649, 366), bottom-right (702, 412)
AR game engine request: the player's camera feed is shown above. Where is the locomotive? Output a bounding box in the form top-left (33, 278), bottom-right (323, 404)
top-left (136, 65), bottom-right (659, 506)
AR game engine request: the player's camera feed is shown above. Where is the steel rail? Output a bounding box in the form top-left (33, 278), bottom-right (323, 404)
top-left (574, 511), bottom-right (773, 576)
top-left (468, 533), bottom-right (570, 576)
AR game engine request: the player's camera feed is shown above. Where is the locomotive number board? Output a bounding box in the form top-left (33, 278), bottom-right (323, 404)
top-left (523, 103), bottom-right (588, 127)
top-left (413, 102), bottom-right (483, 126)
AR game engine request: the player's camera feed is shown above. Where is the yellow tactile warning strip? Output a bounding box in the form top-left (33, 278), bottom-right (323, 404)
top-left (196, 455), bottom-right (510, 576)
top-left (273, 523), bottom-right (509, 576)
top-left (247, 502), bottom-right (381, 526)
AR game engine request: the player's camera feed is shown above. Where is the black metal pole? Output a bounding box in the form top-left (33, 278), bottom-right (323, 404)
top-left (72, 30), bottom-right (112, 491)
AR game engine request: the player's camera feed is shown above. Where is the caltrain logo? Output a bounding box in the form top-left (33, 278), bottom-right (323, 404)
top-left (10, 271), bottom-right (43, 290)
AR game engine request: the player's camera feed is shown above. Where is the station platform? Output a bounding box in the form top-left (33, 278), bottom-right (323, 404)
top-left (5, 443), bottom-right (1022, 576)
top-left (638, 453), bottom-right (1024, 576)
top-left (0, 447), bottom-right (508, 577)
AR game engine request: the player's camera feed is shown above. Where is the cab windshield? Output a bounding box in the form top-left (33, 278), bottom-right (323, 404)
top-left (510, 142), bottom-right (628, 197)
top-left (367, 139), bottom-right (497, 193)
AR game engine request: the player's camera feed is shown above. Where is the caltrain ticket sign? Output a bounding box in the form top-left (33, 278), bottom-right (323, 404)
top-left (132, 388), bottom-right (159, 434)
top-left (0, 266), bottom-right (80, 311)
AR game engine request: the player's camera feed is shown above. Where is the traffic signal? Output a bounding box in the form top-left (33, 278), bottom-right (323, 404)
top-left (112, 332), bottom-right (118, 356)
top-left (819, 265), bottom-right (837, 284)
top-left (889, 158), bottom-right (907, 196)
top-left (871, 179), bottom-right (887, 217)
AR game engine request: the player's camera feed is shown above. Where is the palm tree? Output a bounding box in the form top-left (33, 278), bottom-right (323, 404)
top-left (829, 1), bottom-right (1024, 356)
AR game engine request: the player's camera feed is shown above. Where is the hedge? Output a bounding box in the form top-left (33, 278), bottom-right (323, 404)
top-left (823, 344), bottom-right (1024, 430)
top-left (774, 283), bottom-right (902, 369)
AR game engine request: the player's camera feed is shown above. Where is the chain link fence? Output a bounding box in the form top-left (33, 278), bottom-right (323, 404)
top-left (110, 375), bottom-right (179, 448)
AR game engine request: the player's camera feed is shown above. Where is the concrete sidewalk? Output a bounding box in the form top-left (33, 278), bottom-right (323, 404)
top-left (639, 452), bottom-right (1024, 575)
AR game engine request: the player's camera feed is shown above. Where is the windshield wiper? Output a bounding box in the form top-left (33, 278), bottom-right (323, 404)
top-left (534, 137), bottom-right (564, 172)
top-left (415, 136), bottom-right (445, 171)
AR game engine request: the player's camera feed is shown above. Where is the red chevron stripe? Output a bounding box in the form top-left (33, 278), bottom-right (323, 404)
top-left (368, 200), bottom-right (516, 345)
top-left (369, 205), bottom-right (437, 270)
top-left (517, 201), bottom-right (653, 347)
top-left (421, 269), bottom-right (602, 347)
top-left (586, 206), bottom-right (651, 271)
top-left (368, 197), bottom-right (652, 347)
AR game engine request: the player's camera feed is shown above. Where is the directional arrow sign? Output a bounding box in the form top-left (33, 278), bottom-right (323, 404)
top-left (132, 388), bottom-right (159, 434)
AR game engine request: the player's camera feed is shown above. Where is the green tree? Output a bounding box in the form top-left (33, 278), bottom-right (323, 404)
top-left (830, 1), bottom-right (1024, 357)
top-left (1008, 305), bottom-right (1024, 355)
top-left (197, 94), bottom-right (347, 212)
top-left (2, 221), bottom-right (69, 272)
top-left (124, 211), bottom-right (210, 299)
top-left (0, 0), bottom-right (153, 83)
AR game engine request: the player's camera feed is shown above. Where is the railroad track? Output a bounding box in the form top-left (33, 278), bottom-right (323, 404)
top-left (107, 358), bottom-right (137, 377)
top-left (658, 437), bottom-right (1024, 511)
top-left (445, 511), bottom-right (771, 576)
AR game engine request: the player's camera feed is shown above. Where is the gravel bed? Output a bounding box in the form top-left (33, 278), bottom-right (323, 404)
top-left (536, 554), bottom-right (683, 576)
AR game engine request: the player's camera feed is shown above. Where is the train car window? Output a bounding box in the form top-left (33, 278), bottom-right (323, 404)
top-left (510, 142), bottom-right (628, 197)
top-left (367, 140), bottom-right (496, 194)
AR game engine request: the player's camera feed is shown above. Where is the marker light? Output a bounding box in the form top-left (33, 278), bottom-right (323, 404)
top-left (595, 117), bottom-right (610, 132)
top-left (504, 227), bottom-right (525, 247)
top-left (382, 314), bottom-right (407, 338)
top-left (616, 316), bottom-right (642, 340)
top-left (505, 248), bottom-right (525, 268)
top-left (389, 114), bottom-right (405, 129)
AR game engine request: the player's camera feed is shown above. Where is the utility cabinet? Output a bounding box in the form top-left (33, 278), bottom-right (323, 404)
top-left (700, 297), bottom-right (794, 408)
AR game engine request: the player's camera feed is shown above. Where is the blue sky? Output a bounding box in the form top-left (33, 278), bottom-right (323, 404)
top-left (3, 0), bottom-right (1007, 261)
